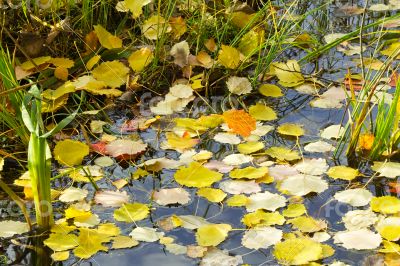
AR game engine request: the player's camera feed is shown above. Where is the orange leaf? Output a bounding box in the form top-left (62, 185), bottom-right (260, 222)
top-left (358, 133), bottom-right (374, 150)
top-left (222, 109), bottom-right (256, 137)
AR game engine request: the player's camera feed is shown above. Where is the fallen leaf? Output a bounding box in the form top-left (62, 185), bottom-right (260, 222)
top-left (196, 224), bottom-right (232, 247)
top-left (197, 188), bottom-right (226, 202)
top-left (242, 226), bottom-right (282, 249)
top-left (327, 166), bottom-right (359, 181)
top-left (59, 187), bottom-right (88, 203)
top-left (94, 190), bottom-right (130, 207)
top-left (113, 202), bottom-right (149, 222)
top-left (226, 76), bottom-right (252, 95)
top-left (246, 191), bottom-right (287, 212)
top-left (222, 109), bottom-right (256, 137)
top-left (334, 188), bottom-right (372, 207)
top-left (92, 61), bottom-right (129, 88)
top-left (129, 227), bottom-right (164, 242)
top-left (249, 103), bottom-right (277, 121)
top-left (142, 15), bottom-right (171, 40)
top-left (218, 45), bottom-right (241, 69)
top-left (153, 188), bottom-right (190, 205)
top-left (93, 25), bottom-right (122, 49)
top-left (128, 47), bottom-right (154, 72)
top-left (280, 174), bottom-right (328, 196)
top-left (0, 220), bottom-right (29, 238)
top-left (174, 162), bottom-right (222, 187)
top-left (273, 238), bottom-right (324, 265)
top-left (54, 140), bottom-right (89, 166)
top-left (334, 229), bottom-right (382, 250)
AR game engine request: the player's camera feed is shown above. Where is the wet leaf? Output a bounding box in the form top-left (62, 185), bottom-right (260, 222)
top-left (280, 174), bottom-right (328, 196)
top-left (196, 224), bottom-right (232, 247)
top-left (242, 226), bottom-right (282, 249)
top-left (213, 133), bottom-right (241, 144)
top-left (59, 187), bottom-right (88, 203)
top-left (51, 251), bottom-right (70, 261)
top-left (343, 209), bottom-right (378, 230)
top-left (94, 190), bottom-right (130, 207)
top-left (54, 140), bottom-right (89, 166)
top-left (371, 161), bottom-right (400, 178)
top-left (334, 188), bottom-right (372, 207)
top-left (105, 139), bottom-right (147, 159)
top-left (334, 229), bottom-right (382, 250)
top-left (222, 109), bottom-right (256, 137)
top-left (304, 140), bottom-right (334, 153)
top-left (153, 188), bottom-right (190, 205)
top-left (237, 141), bottom-right (264, 154)
top-left (73, 228), bottom-right (109, 259)
top-left (230, 166), bottom-right (268, 180)
top-left (44, 233), bottom-right (79, 251)
top-left (113, 203), bottom-right (149, 222)
top-left (111, 235), bottom-right (139, 249)
top-left (371, 196), bottom-right (400, 214)
top-left (249, 103), bottom-right (277, 121)
top-left (277, 123), bottom-right (304, 137)
top-left (271, 60), bottom-right (304, 87)
top-left (220, 180), bottom-right (261, 194)
top-left (273, 238), bottom-right (323, 265)
top-left (222, 153), bottom-right (253, 166)
top-left (197, 188), bottom-right (227, 202)
top-left (242, 210), bottom-right (285, 227)
top-left (327, 166), bottom-right (359, 181)
top-left (288, 216), bottom-right (327, 233)
top-left (246, 191), bottom-right (287, 212)
top-left (282, 203), bottom-right (306, 217)
top-left (259, 84), bottom-right (283, 97)
top-left (265, 146), bottom-right (300, 162)
top-left (0, 220), bottom-right (29, 238)
top-left (295, 158), bottom-right (329, 175)
top-left (174, 162), bottom-right (222, 187)
top-left (226, 195), bottom-right (249, 207)
top-left (129, 227), bottom-right (164, 242)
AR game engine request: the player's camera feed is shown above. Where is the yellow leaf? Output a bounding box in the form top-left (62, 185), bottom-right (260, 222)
top-left (165, 132), bottom-right (199, 151)
top-left (97, 223), bottom-right (121, 237)
top-left (128, 47), bottom-right (154, 72)
top-left (282, 203), bottom-right (306, 217)
top-left (230, 11), bottom-right (256, 28)
top-left (371, 196), bottom-right (400, 214)
top-left (273, 238), bottom-right (323, 265)
top-left (242, 210), bottom-right (285, 227)
top-left (237, 141), bottom-right (264, 154)
top-left (218, 45), bottom-right (241, 69)
top-left (327, 166), bottom-right (359, 181)
top-left (54, 66), bottom-right (68, 80)
top-left (125, 0), bottom-right (151, 18)
top-left (204, 38), bottom-right (217, 52)
top-left (379, 225), bottom-right (400, 241)
top-left (44, 233), bottom-right (79, 251)
top-left (41, 94), bottom-right (69, 113)
top-left (238, 29), bottom-right (264, 56)
top-left (86, 55), bottom-right (101, 70)
top-left (271, 60), bottom-right (304, 87)
top-left (42, 82), bottom-right (76, 100)
top-left (197, 188), bottom-right (227, 202)
top-left (51, 251), bottom-right (70, 261)
top-left (20, 56), bottom-right (52, 71)
top-left (174, 162), bottom-right (222, 188)
top-left (111, 235), bottom-right (139, 249)
top-left (93, 25), bottom-right (122, 49)
top-left (265, 146), bottom-right (300, 161)
top-left (277, 123), bottom-right (305, 137)
top-left (230, 166), bottom-right (268, 179)
top-left (381, 42), bottom-right (400, 59)
top-left (54, 140), bottom-right (89, 166)
top-left (92, 60), bottom-right (129, 88)
top-left (49, 58), bottom-right (74, 68)
top-left (170, 16), bottom-right (187, 39)
top-left (142, 15), bottom-right (172, 40)
top-left (73, 228), bottom-right (109, 259)
top-left (288, 216), bottom-right (327, 233)
top-left (249, 103), bottom-right (277, 121)
top-left (113, 203), bottom-right (150, 222)
top-left (259, 84), bottom-right (283, 97)
top-left (196, 224), bottom-right (232, 246)
top-left (226, 195), bottom-right (249, 207)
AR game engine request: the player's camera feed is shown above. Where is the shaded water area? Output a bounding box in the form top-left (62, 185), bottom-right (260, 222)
top-left (1, 0), bottom-right (400, 265)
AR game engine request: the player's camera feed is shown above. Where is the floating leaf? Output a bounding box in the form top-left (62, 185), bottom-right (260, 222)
top-left (111, 235), bottom-right (139, 249)
top-left (371, 161), bottom-right (400, 178)
top-left (128, 47), bottom-right (154, 72)
top-left (174, 162), bottom-right (222, 188)
top-left (381, 42), bottom-right (400, 59)
top-left (226, 76), bottom-right (252, 95)
top-left (271, 60), bottom-right (304, 87)
top-left (273, 238), bottom-right (323, 265)
top-left (213, 133), bottom-right (241, 144)
top-left (218, 45), bottom-right (241, 69)
top-left (259, 84), bottom-right (283, 97)
top-left (0, 220), bottom-right (29, 238)
top-left (334, 188), bottom-right (372, 207)
top-left (73, 228), bottom-right (109, 259)
top-left (59, 187), bottom-right (88, 203)
top-left (113, 203), bottom-right (150, 222)
top-left (226, 195), bottom-right (249, 207)
top-left (371, 196), bottom-right (400, 214)
top-left (242, 226), bottom-right (282, 250)
top-left (237, 141), bottom-right (264, 154)
top-left (334, 229), bottom-right (382, 250)
top-left (54, 140), bottom-right (89, 166)
top-left (196, 224), bottom-right (232, 247)
top-left (164, 132), bottom-right (199, 152)
top-left (153, 188), bottom-right (190, 205)
top-left (246, 191), bottom-right (287, 212)
top-left (220, 180), bottom-right (261, 194)
top-left (343, 209), bottom-right (378, 230)
top-left (320, 124), bottom-right (345, 139)
top-left (242, 210), bottom-right (285, 227)
top-left (92, 61), bottom-right (129, 88)
top-left (94, 25), bottom-right (122, 49)
top-left (280, 174), bottom-right (328, 196)
top-left (222, 153), bottom-right (253, 166)
top-left (94, 190), bottom-right (130, 207)
top-left (288, 216), bottom-right (327, 233)
top-left (282, 203), bottom-right (307, 217)
top-left (249, 103), bottom-right (277, 121)
top-left (222, 109), bottom-right (256, 137)
top-left (51, 251), bottom-right (70, 261)
top-left (327, 166), bottom-right (359, 181)
top-left (295, 158), bottom-right (329, 175)
top-left (105, 139), bottom-right (147, 159)
top-left (265, 146), bottom-right (300, 161)
top-left (230, 166), bottom-right (268, 180)
top-left (277, 123), bottom-right (304, 137)
top-left (44, 233), bottom-right (79, 251)
top-left (304, 140), bottom-right (334, 153)
top-left (129, 227), bottom-right (164, 242)
top-left (197, 188), bottom-right (227, 202)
